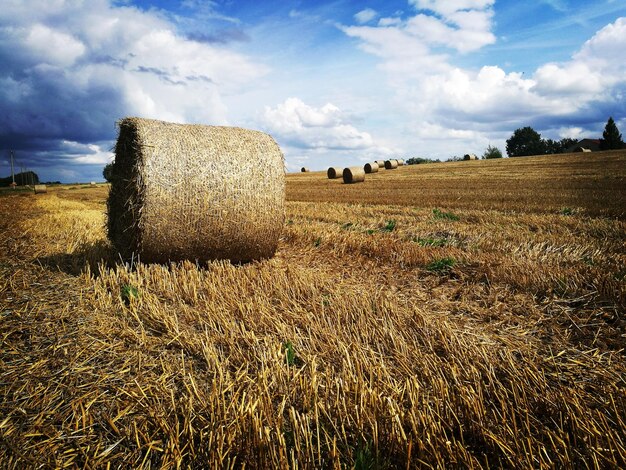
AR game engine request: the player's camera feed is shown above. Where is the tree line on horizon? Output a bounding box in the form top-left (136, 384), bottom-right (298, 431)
top-left (506, 116), bottom-right (624, 157)
top-left (405, 116), bottom-right (624, 164)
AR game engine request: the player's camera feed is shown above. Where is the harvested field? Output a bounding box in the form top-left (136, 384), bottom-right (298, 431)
top-left (1, 151), bottom-right (625, 468)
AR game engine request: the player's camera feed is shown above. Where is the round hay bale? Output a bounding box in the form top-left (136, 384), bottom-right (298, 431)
top-left (327, 167), bottom-right (343, 179)
top-left (34, 184), bottom-right (47, 194)
top-left (384, 159), bottom-right (398, 169)
top-left (107, 117), bottom-right (285, 264)
top-left (463, 154), bottom-right (478, 160)
top-left (397, 158), bottom-right (405, 166)
top-left (301, 167), bottom-right (310, 172)
top-left (364, 162), bottom-right (379, 174)
top-left (90, 181), bottom-right (97, 186)
top-left (343, 167), bottom-right (365, 184)
top-left (574, 147), bottom-right (591, 153)
top-left (375, 160), bottom-right (385, 168)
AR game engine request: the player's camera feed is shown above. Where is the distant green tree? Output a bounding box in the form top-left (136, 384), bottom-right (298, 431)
top-left (544, 139), bottom-right (560, 155)
top-left (541, 137), bottom-right (578, 154)
top-left (482, 145), bottom-right (503, 159)
top-left (600, 117), bottom-right (624, 150)
top-left (103, 162), bottom-right (114, 182)
top-left (506, 127), bottom-right (546, 157)
top-left (558, 138), bottom-right (577, 153)
top-left (406, 157), bottom-right (435, 165)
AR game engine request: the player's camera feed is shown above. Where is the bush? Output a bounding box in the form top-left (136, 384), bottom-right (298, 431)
top-left (482, 145), bottom-right (503, 159)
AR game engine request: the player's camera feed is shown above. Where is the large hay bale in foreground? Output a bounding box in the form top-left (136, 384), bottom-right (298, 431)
top-left (327, 167), bottom-right (342, 179)
top-left (34, 184), bottom-right (47, 194)
top-left (384, 159), bottom-right (398, 169)
top-left (364, 162), bottom-right (379, 174)
top-left (343, 167), bottom-right (365, 184)
top-left (107, 117), bottom-right (285, 264)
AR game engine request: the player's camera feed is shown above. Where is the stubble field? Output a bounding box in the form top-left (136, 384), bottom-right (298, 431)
top-left (1, 151), bottom-right (625, 468)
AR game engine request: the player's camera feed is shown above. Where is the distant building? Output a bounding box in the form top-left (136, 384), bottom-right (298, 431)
top-left (566, 139), bottom-right (601, 153)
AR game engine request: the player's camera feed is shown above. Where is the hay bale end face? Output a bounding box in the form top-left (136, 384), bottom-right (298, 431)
top-left (107, 117), bottom-right (285, 264)
top-left (463, 154), bottom-right (478, 160)
top-left (327, 167), bottom-right (343, 179)
top-left (343, 167), bottom-right (365, 184)
top-left (364, 162), bottom-right (379, 174)
top-left (384, 159), bottom-right (398, 170)
top-left (34, 184), bottom-right (47, 194)
top-left (301, 167), bottom-right (310, 172)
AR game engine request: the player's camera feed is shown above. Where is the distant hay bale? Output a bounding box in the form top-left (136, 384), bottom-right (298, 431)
top-left (34, 184), bottom-right (47, 194)
top-left (90, 181), bottom-right (96, 186)
top-left (384, 159), bottom-right (398, 169)
top-left (375, 160), bottom-right (385, 168)
top-left (343, 167), bottom-right (365, 184)
top-left (397, 159), bottom-right (405, 166)
top-left (364, 162), bottom-right (379, 174)
top-left (463, 154), bottom-right (478, 160)
top-left (301, 167), bottom-right (310, 172)
top-left (327, 167), bottom-right (343, 179)
top-left (574, 147), bottom-right (591, 153)
top-left (107, 117), bottom-right (285, 264)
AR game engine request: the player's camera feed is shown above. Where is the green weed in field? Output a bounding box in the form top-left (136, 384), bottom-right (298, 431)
top-left (433, 208), bottom-right (460, 221)
top-left (426, 257), bottom-right (456, 273)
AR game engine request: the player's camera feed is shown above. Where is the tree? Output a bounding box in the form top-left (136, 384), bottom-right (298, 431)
top-left (600, 117), bottom-right (624, 150)
top-left (482, 145), bottom-right (502, 159)
top-left (103, 162), bottom-right (114, 182)
top-left (557, 138), bottom-right (577, 153)
top-left (406, 157), bottom-right (435, 165)
top-left (506, 127), bottom-right (546, 157)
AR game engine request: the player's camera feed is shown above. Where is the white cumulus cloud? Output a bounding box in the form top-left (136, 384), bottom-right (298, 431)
top-left (354, 8), bottom-right (378, 24)
top-left (262, 97), bottom-right (375, 150)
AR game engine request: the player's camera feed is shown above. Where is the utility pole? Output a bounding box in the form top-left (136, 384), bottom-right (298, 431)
top-left (10, 150), bottom-right (16, 188)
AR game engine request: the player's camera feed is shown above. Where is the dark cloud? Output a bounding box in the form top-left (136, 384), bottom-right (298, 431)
top-left (0, 65), bottom-right (126, 152)
top-left (186, 28), bottom-right (250, 44)
top-left (133, 65), bottom-right (186, 85)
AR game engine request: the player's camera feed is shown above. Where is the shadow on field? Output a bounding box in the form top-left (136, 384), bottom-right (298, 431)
top-left (35, 240), bottom-right (116, 277)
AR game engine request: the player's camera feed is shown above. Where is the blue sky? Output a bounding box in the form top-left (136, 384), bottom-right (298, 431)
top-left (1, 0), bottom-right (625, 182)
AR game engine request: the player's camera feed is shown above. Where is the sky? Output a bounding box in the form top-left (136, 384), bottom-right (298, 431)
top-left (1, 0), bottom-right (625, 182)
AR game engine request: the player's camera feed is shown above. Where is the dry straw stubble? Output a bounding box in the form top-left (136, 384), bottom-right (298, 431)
top-left (364, 162), bottom-right (379, 174)
top-left (327, 167), bottom-right (343, 179)
top-left (343, 166), bottom-right (366, 184)
top-left (384, 159), bottom-right (399, 169)
top-left (107, 117), bottom-right (285, 264)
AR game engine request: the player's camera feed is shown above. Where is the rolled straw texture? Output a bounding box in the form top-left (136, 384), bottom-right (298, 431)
top-left (375, 160), bottom-right (385, 168)
top-left (343, 167), bottom-right (365, 184)
top-left (397, 159), bottom-right (405, 166)
top-left (364, 163), bottom-right (379, 174)
top-left (107, 117), bottom-right (285, 264)
top-left (327, 167), bottom-right (342, 179)
top-left (34, 184), bottom-right (47, 194)
top-left (384, 159), bottom-right (398, 169)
